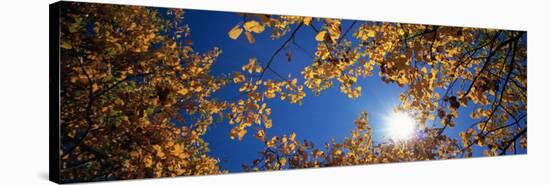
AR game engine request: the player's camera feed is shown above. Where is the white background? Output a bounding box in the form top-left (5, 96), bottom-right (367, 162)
top-left (0, 0), bottom-right (548, 184)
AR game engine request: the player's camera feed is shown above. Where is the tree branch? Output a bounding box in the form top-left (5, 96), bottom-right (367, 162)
top-left (499, 127), bottom-right (526, 155)
top-left (258, 22), bottom-right (304, 80)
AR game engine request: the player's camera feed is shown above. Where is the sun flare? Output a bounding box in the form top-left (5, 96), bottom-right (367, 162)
top-left (385, 111), bottom-right (417, 141)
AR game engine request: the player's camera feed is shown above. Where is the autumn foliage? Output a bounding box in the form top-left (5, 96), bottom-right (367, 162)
top-left (57, 2), bottom-right (526, 182)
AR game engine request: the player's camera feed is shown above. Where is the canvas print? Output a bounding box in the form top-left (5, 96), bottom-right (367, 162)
top-left (50, 1), bottom-right (527, 183)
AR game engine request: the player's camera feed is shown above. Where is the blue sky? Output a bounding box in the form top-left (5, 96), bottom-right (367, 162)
top-left (173, 9), bottom-right (526, 172)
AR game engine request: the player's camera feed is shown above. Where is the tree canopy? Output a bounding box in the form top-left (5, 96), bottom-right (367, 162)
top-left (57, 2), bottom-right (526, 182)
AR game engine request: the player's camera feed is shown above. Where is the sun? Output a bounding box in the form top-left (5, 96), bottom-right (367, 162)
top-left (385, 111), bottom-right (417, 141)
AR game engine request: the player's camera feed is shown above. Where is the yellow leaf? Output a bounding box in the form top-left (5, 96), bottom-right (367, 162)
top-left (289, 132), bottom-right (296, 141)
top-left (367, 30), bottom-right (376, 38)
top-left (303, 17), bottom-right (312, 25)
top-left (255, 129), bottom-right (265, 142)
top-left (233, 72), bottom-right (246, 84)
top-left (477, 139), bottom-right (484, 146)
top-left (153, 145), bottom-right (165, 158)
top-left (69, 17), bottom-right (82, 33)
top-left (327, 20), bottom-right (341, 42)
top-left (60, 41), bottom-right (72, 49)
top-left (194, 86), bottom-right (203, 92)
top-left (168, 41), bottom-right (177, 49)
top-left (144, 155), bottom-right (153, 168)
top-left (428, 114), bottom-right (435, 121)
top-left (281, 135), bottom-right (288, 143)
top-left (315, 31), bottom-right (327, 42)
top-left (245, 31), bottom-right (255, 44)
top-left (243, 20), bottom-right (265, 33)
top-left (279, 157), bottom-right (287, 166)
top-left (171, 144), bottom-right (182, 155)
top-left (228, 24), bottom-right (243, 40)
top-left (315, 43), bottom-right (330, 60)
top-left (237, 129), bottom-right (247, 140)
top-left (265, 90), bottom-right (276, 99)
top-left (264, 119), bottom-right (272, 128)
top-left (291, 78), bottom-right (298, 86)
top-left (265, 108), bottom-right (271, 115)
top-left (267, 137), bottom-right (276, 147)
top-left (242, 58), bottom-right (258, 74)
top-left (178, 88), bottom-right (189, 95)
top-left (92, 83), bottom-right (99, 92)
top-left (255, 65), bottom-right (263, 73)
top-left (335, 149), bottom-right (342, 155)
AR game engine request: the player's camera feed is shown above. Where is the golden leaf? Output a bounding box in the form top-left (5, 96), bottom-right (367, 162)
top-left (279, 157), bottom-right (287, 166)
top-left (171, 144), bottom-right (183, 155)
top-left (281, 135), bottom-right (288, 143)
top-left (255, 129), bottom-right (266, 142)
top-left (289, 132), bottom-right (296, 141)
top-left (178, 88), bottom-right (189, 95)
top-left (255, 65), bottom-right (263, 73)
top-left (144, 155), bottom-right (153, 168)
top-left (264, 119), bottom-right (272, 129)
top-left (303, 17), bottom-right (312, 25)
top-left (367, 30), bottom-right (376, 38)
top-left (243, 20), bottom-right (265, 33)
top-left (315, 31), bottom-right (328, 42)
top-left (242, 58), bottom-right (258, 74)
top-left (168, 41), bottom-right (177, 49)
top-left (92, 83), bottom-right (99, 92)
top-left (267, 137), bottom-right (276, 147)
top-left (233, 72), bottom-right (246, 84)
top-left (421, 67), bottom-right (427, 74)
top-left (228, 24), bottom-right (244, 40)
top-left (60, 41), bottom-right (72, 49)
